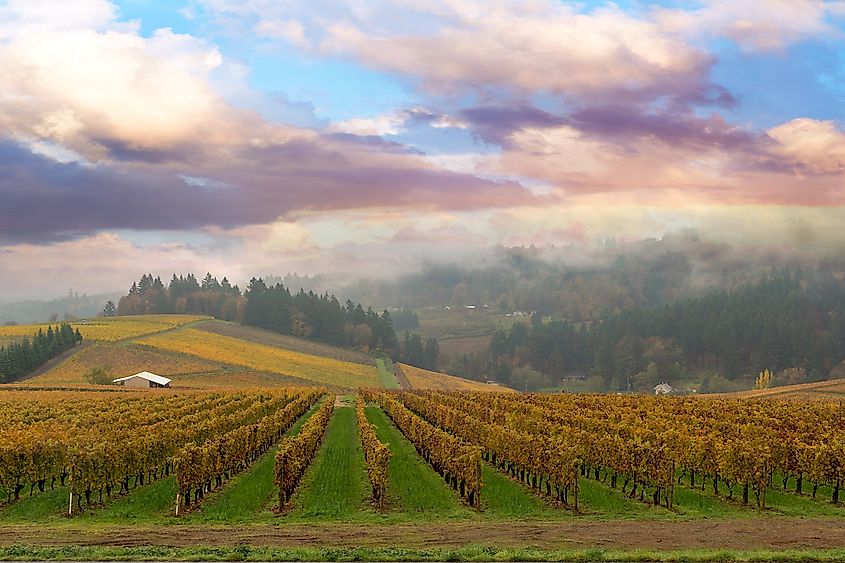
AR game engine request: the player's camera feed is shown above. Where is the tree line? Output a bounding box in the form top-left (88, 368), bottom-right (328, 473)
top-left (115, 274), bottom-right (438, 369)
top-left (461, 271), bottom-right (845, 392)
top-left (0, 323), bottom-right (83, 383)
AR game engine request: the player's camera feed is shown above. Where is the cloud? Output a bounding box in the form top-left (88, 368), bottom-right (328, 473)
top-left (197, 0), bottom-right (724, 105)
top-left (0, 232), bottom-right (240, 300)
top-left (0, 1), bottom-right (242, 161)
top-left (0, 134), bottom-right (542, 243)
top-left (655, 0), bottom-right (845, 52)
top-left (766, 118), bottom-right (845, 175)
top-left (318, 2), bottom-right (717, 104)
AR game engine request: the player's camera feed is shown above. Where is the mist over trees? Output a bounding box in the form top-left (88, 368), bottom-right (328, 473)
top-left (462, 271), bottom-right (845, 392)
top-left (341, 235), bottom-right (822, 321)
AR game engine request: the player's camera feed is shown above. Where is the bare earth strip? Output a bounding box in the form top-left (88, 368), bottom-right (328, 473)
top-left (1, 520), bottom-right (844, 550)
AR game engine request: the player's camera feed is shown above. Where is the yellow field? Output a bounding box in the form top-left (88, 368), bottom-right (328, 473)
top-left (0, 315), bottom-right (209, 342)
top-left (29, 343), bottom-right (222, 386)
top-left (140, 328), bottom-right (381, 389)
top-left (167, 370), bottom-right (309, 389)
top-left (720, 378), bottom-right (845, 401)
top-left (399, 363), bottom-right (515, 392)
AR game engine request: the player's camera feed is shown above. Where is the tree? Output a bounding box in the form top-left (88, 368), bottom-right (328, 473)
top-left (84, 367), bottom-right (113, 385)
top-left (102, 301), bottom-right (117, 317)
top-left (755, 369), bottom-right (773, 390)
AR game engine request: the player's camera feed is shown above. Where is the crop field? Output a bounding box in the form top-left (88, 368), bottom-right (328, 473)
top-left (0, 315), bottom-right (208, 343)
top-left (724, 378), bottom-right (845, 401)
top-left (29, 343), bottom-right (223, 386)
top-left (140, 328), bottom-right (381, 389)
top-left (195, 321), bottom-right (376, 365)
top-left (1, 388), bottom-right (845, 560)
top-left (399, 362), bottom-right (513, 392)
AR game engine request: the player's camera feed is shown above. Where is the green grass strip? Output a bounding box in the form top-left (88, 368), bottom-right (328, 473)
top-left (365, 404), bottom-right (470, 519)
top-left (287, 400), bottom-right (371, 520)
top-left (376, 358), bottom-right (400, 389)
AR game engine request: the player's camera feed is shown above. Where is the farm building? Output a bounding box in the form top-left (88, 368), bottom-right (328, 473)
top-left (654, 382), bottom-right (674, 396)
top-left (113, 371), bottom-right (171, 389)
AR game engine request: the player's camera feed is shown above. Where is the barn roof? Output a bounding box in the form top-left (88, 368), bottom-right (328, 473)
top-left (113, 371), bottom-right (172, 385)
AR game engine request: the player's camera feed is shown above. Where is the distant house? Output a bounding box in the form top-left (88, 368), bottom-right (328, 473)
top-left (113, 371), bottom-right (172, 389)
top-left (654, 382), bottom-right (674, 396)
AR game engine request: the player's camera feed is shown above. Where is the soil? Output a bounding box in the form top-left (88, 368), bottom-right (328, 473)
top-left (395, 364), bottom-right (411, 390)
top-left (1, 519), bottom-right (844, 550)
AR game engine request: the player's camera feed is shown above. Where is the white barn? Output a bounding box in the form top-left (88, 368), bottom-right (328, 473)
top-left (113, 371), bottom-right (172, 389)
top-left (654, 382), bottom-right (674, 396)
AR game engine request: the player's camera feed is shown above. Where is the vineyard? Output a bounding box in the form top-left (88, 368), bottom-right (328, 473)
top-left (384, 390), bottom-right (845, 511)
top-left (0, 388), bottom-right (323, 515)
top-left (1, 386), bottom-right (845, 537)
top-left (0, 315), bottom-right (208, 343)
top-left (398, 363), bottom-right (515, 392)
top-left (30, 343), bottom-right (221, 386)
top-left (140, 329), bottom-right (381, 389)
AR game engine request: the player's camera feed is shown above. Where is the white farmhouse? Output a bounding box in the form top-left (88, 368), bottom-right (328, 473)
top-left (113, 371), bottom-right (172, 389)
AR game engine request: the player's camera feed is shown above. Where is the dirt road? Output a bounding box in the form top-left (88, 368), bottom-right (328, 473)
top-left (1, 519), bottom-right (843, 551)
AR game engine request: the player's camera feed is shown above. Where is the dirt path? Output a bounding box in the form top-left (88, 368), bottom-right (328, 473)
top-left (395, 364), bottom-right (412, 390)
top-left (1, 519), bottom-right (844, 550)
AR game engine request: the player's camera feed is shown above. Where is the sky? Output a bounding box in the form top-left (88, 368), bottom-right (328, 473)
top-left (1, 0), bottom-right (845, 299)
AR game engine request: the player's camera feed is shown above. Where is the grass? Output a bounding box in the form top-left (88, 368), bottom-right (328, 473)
top-left (376, 358), bottom-right (399, 389)
top-left (365, 405), bottom-right (470, 519)
top-left (286, 399), bottom-right (371, 520)
top-left (0, 486), bottom-right (68, 521)
top-left (3, 544), bottom-right (845, 562)
top-left (479, 465), bottom-right (564, 519)
top-left (190, 401), bottom-right (322, 522)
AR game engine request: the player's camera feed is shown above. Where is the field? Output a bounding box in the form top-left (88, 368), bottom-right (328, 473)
top-left (399, 362), bottom-right (513, 392)
top-left (139, 329), bottom-right (381, 389)
top-left (28, 343), bottom-right (221, 386)
top-left (195, 320), bottom-right (375, 365)
top-left (1, 386), bottom-right (844, 561)
top-left (4, 316), bottom-right (845, 561)
top-left (8, 315), bottom-right (395, 390)
top-left (0, 315), bottom-right (209, 342)
top-left (723, 378), bottom-right (845, 401)
top-left (8, 315), bottom-right (514, 392)
top-left (414, 307), bottom-right (525, 339)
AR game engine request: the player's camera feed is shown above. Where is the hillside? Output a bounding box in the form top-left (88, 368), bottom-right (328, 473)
top-left (398, 363), bottom-right (515, 392)
top-left (15, 315), bottom-right (381, 391)
top-left (720, 378), bottom-right (845, 401)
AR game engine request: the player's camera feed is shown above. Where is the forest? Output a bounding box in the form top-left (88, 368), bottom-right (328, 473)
top-left (458, 272), bottom-right (845, 392)
top-left (115, 274), bottom-right (439, 370)
top-left (0, 323), bottom-right (83, 382)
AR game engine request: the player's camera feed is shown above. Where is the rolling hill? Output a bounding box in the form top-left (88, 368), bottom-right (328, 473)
top-left (10, 315), bottom-right (518, 392)
top-left (719, 378), bottom-right (845, 401)
top-left (397, 362), bottom-right (516, 392)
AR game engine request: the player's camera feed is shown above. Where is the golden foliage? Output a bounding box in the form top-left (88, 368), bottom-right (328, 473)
top-left (356, 396), bottom-right (390, 509)
top-left (399, 363), bottom-right (516, 392)
top-left (140, 329), bottom-right (381, 389)
top-left (0, 315), bottom-right (208, 343)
